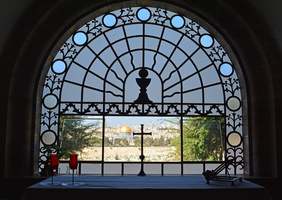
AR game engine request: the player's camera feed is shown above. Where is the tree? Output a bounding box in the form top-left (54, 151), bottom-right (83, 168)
top-left (104, 137), bottom-right (113, 146)
top-left (113, 138), bottom-right (129, 147)
top-left (170, 117), bottom-right (224, 161)
top-left (144, 137), bottom-right (154, 146)
top-left (183, 117), bottom-right (224, 161)
top-left (134, 138), bottom-right (141, 147)
top-left (60, 117), bottom-right (101, 158)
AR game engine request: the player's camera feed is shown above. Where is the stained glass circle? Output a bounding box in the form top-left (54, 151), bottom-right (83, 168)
top-left (103, 13), bottom-right (117, 27)
top-left (137, 7), bottom-right (151, 21)
top-left (171, 15), bottom-right (185, 29)
top-left (41, 130), bottom-right (56, 145)
top-left (73, 31), bottom-right (88, 46)
top-left (227, 96), bottom-right (241, 111)
top-left (227, 132), bottom-right (242, 147)
top-left (52, 60), bottom-right (66, 74)
top-left (43, 94), bottom-right (58, 109)
top-left (220, 63), bottom-right (234, 77)
top-left (200, 34), bottom-right (214, 48)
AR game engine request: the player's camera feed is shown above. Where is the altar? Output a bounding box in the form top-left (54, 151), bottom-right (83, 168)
top-left (22, 175), bottom-right (272, 200)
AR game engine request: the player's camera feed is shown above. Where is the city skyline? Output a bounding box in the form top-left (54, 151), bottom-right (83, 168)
top-left (105, 116), bottom-right (179, 128)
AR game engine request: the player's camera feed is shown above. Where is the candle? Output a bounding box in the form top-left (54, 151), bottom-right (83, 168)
top-left (69, 154), bottom-right (78, 170)
top-left (49, 154), bottom-right (59, 170)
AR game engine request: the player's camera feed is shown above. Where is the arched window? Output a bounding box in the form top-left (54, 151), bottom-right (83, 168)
top-left (40, 7), bottom-right (243, 175)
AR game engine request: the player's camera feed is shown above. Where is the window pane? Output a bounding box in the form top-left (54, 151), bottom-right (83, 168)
top-left (144, 164), bottom-right (162, 175)
top-left (183, 164), bottom-right (203, 174)
top-left (183, 117), bottom-right (225, 161)
top-left (104, 163), bottom-right (122, 174)
top-left (60, 116), bottom-right (103, 161)
top-left (124, 163), bottom-right (140, 175)
top-left (104, 116), bottom-right (180, 162)
top-left (81, 163), bottom-right (102, 174)
top-left (164, 163), bottom-right (181, 174)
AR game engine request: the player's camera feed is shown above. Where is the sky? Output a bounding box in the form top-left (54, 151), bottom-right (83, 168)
top-left (79, 116), bottom-right (179, 127)
top-left (105, 116), bottom-right (174, 127)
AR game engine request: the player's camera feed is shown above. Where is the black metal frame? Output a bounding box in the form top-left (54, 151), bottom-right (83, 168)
top-left (59, 160), bottom-right (233, 176)
top-left (40, 7), bottom-right (243, 175)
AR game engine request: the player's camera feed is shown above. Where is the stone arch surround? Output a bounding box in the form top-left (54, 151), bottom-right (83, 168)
top-left (1, 0), bottom-right (281, 178)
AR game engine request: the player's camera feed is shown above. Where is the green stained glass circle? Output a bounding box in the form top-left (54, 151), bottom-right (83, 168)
top-left (227, 96), bottom-right (241, 111)
top-left (43, 94), bottom-right (58, 109)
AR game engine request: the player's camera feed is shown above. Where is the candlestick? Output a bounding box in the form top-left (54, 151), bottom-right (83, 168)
top-left (50, 154), bottom-right (59, 185)
top-left (40, 154), bottom-right (59, 186)
top-left (69, 154), bottom-right (78, 185)
top-left (62, 154), bottom-right (84, 187)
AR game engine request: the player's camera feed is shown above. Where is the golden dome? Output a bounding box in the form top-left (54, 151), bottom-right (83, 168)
top-left (120, 125), bottom-right (131, 133)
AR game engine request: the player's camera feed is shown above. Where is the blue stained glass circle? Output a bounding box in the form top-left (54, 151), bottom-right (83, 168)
top-left (200, 34), bottom-right (214, 48)
top-left (52, 60), bottom-right (66, 74)
top-left (171, 15), bottom-right (185, 29)
top-left (73, 31), bottom-right (88, 46)
top-left (137, 7), bottom-right (151, 21)
top-left (219, 63), bottom-right (234, 77)
top-left (103, 13), bottom-right (117, 27)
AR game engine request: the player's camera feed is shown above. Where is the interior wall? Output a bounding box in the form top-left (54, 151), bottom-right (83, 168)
top-left (248, 0), bottom-right (282, 178)
top-left (1, 0), bottom-right (282, 179)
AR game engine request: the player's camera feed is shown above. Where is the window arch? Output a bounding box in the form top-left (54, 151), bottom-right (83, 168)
top-left (40, 7), bottom-right (243, 175)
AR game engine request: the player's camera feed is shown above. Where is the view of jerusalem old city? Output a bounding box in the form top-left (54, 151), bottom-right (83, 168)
top-left (59, 116), bottom-right (179, 161)
top-left (56, 115), bottom-right (224, 174)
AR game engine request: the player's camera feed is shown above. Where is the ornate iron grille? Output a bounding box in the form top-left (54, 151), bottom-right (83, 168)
top-left (40, 7), bottom-right (243, 174)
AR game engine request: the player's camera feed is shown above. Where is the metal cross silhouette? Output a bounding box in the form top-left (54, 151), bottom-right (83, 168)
top-left (133, 124), bottom-right (152, 176)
